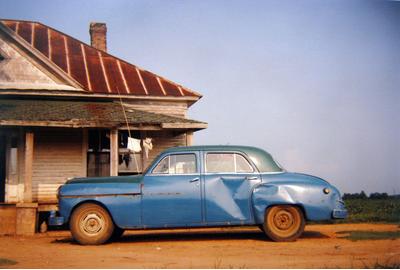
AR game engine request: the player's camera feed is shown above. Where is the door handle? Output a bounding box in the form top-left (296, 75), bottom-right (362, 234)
top-left (246, 176), bottom-right (259, 180)
top-left (189, 177), bottom-right (200, 183)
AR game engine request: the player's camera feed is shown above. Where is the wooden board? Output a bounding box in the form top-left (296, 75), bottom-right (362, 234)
top-left (31, 129), bottom-right (84, 202)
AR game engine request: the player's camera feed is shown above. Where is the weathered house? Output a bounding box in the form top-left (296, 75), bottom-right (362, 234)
top-left (0, 19), bottom-right (207, 234)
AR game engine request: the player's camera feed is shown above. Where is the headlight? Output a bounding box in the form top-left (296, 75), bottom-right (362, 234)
top-left (323, 188), bottom-right (331, 194)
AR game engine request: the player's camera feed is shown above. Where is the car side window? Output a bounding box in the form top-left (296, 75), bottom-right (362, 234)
top-left (206, 153), bottom-right (254, 173)
top-left (152, 156), bottom-right (169, 174)
top-left (152, 154), bottom-right (197, 174)
top-left (206, 153), bottom-right (235, 173)
top-left (235, 154), bottom-right (254, 173)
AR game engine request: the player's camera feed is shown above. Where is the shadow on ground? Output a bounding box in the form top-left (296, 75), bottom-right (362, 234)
top-left (51, 229), bottom-right (329, 245)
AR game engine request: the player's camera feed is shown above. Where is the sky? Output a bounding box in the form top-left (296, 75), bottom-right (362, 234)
top-left (1, 0), bottom-right (399, 194)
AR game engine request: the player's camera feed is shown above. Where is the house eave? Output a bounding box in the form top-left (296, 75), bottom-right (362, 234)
top-left (0, 89), bottom-right (201, 104)
top-left (0, 120), bottom-right (207, 131)
top-left (0, 99), bottom-right (207, 131)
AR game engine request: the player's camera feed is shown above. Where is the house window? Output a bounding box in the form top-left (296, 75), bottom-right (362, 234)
top-left (88, 129), bottom-right (110, 152)
top-left (87, 129), bottom-right (110, 177)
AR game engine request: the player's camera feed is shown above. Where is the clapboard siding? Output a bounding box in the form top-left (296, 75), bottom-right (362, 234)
top-left (29, 129), bottom-right (187, 202)
top-left (144, 131), bottom-right (187, 168)
top-left (32, 129), bottom-right (84, 202)
top-left (123, 100), bottom-right (188, 117)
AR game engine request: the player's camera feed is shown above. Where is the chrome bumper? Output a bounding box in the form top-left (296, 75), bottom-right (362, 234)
top-left (332, 209), bottom-right (348, 219)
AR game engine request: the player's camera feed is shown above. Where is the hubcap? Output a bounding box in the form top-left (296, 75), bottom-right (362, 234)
top-left (80, 213), bottom-right (105, 235)
top-left (267, 206), bottom-right (302, 238)
top-left (273, 210), bottom-right (294, 230)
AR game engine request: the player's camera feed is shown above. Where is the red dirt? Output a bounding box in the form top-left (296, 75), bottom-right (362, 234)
top-left (0, 223), bottom-right (399, 268)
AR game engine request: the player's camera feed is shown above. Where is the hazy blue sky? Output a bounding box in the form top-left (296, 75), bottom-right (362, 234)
top-left (1, 0), bottom-right (399, 194)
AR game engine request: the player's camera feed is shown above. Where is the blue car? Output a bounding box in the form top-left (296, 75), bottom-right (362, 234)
top-left (49, 145), bottom-right (347, 245)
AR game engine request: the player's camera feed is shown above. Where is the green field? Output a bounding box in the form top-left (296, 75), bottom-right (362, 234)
top-left (341, 197), bottom-right (400, 223)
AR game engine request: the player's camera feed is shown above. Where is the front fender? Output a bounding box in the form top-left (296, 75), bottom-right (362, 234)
top-left (252, 183), bottom-right (338, 223)
top-left (57, 182), bottom-right (142, 228)
top-left (58, 195), bottom-right (141, 228)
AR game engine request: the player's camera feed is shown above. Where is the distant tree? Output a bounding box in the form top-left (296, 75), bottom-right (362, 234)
top-left (360, 190), bottom-right (367, 199)
top-left (343, 191), bottom-right (369, 200)
top-left (369, 192), bottom-right (389, 199)
top-left (342, 193), bottom-right (353, 200)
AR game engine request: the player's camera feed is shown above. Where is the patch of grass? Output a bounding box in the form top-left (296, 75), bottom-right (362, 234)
top-left (370, 262), bottom-right (400, 269)
top-left (311, 198), bottom-right (400, 224)
top-left (337, 230), bottom-right (400, 241)
top-left (0, 258), bottom-right (17, 266)
top-left (361, 258), bottom-right (400, 269)
top-left (341, 198), bottom-right (400, 223)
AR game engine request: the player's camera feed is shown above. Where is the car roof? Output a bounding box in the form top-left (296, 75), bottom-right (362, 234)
top-left (149, 145), bottom-right (283, 172)
top-left (156, 145), bottom-right (283, 173)
top-left (165, 145), bottom-right (264, 154)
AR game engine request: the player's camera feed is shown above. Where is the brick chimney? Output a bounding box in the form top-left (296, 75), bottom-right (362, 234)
top-left (89, 22), bottom-right (107, 52)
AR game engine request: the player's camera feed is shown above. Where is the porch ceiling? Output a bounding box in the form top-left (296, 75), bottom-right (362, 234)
top-left (0, 99), bottom-right (207, 130)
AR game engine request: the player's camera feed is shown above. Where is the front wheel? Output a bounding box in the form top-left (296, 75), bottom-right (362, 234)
top-left (263, 205), bottom-right (305, 242)
top-left (70, 203), bottom-right (114, 245)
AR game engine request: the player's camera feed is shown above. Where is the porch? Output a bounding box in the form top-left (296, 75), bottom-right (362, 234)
top-left (0, 99), bottom-right (207, 234)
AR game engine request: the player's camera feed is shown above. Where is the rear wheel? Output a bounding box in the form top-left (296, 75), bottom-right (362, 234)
top-left (263, 205), bottom-right (305, 242)
top-left (70, 203), bottom-right (114, 245)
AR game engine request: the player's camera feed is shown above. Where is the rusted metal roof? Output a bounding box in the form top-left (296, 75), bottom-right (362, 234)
top-left (0, 19), bottom-right (200, 98)
top-left (0, 99), bottom-right (207, 129)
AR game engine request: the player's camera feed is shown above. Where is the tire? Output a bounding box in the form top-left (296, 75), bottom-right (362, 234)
top-left (263, 205), bottom-right (305, 242)
top-left (111, 227), bottom-right (125, 240)
top-left (70, 203), bottom-right (114, 245)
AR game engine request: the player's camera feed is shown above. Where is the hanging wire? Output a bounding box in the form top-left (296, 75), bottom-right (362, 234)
top-left (115, 86), bottom-right (139, 172)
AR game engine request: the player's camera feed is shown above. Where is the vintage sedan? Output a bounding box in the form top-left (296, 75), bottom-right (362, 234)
top-left (49, 145), bottom-right (347, 245)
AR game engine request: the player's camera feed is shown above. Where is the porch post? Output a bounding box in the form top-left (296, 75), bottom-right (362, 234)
top-left (110, 129), bottom-right (118, 176)
top-left (140, 130), bottom-right (147, 172)
top-left (14, 130), bottom-right (38, 236)
top-left (186, 131), bottom-right (193, 146)
top-left (23, 131), bottom-right (33, 203)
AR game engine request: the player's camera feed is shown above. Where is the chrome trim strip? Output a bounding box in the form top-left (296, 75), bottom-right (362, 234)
top-left (60, 193), bottom-right (141, 198)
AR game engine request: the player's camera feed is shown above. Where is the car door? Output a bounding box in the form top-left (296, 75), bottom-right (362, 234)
top-left (204, 151), bottom-right (261, 224)
top-left (142, 151), bottom-right (202, 226)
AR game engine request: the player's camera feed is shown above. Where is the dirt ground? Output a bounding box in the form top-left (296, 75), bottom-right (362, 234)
top-left (0, 223), bottom-right (399, 268)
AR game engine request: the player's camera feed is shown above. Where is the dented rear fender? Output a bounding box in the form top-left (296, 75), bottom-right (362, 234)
top-left (251, 181), bottom-right (340, 223)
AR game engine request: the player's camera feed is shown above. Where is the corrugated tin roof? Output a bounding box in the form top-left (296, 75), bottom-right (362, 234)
top-left (0, 19), bottom-right (201, 98)
top-left (0, 99), bottom-right (207, 129)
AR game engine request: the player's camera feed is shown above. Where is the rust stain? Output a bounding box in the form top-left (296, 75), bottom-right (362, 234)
top-left (139, 70), bottom-right (164, 96)
top-left (0, 19), bottom-right (201, 98)
top-left (33, 23), bottom-right (49, 58)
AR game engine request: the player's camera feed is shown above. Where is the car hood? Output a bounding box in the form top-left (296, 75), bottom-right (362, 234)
top-left (66, 175), bottom-right (143, 184)
top-left (60, 175), bottom-right (143, 197)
